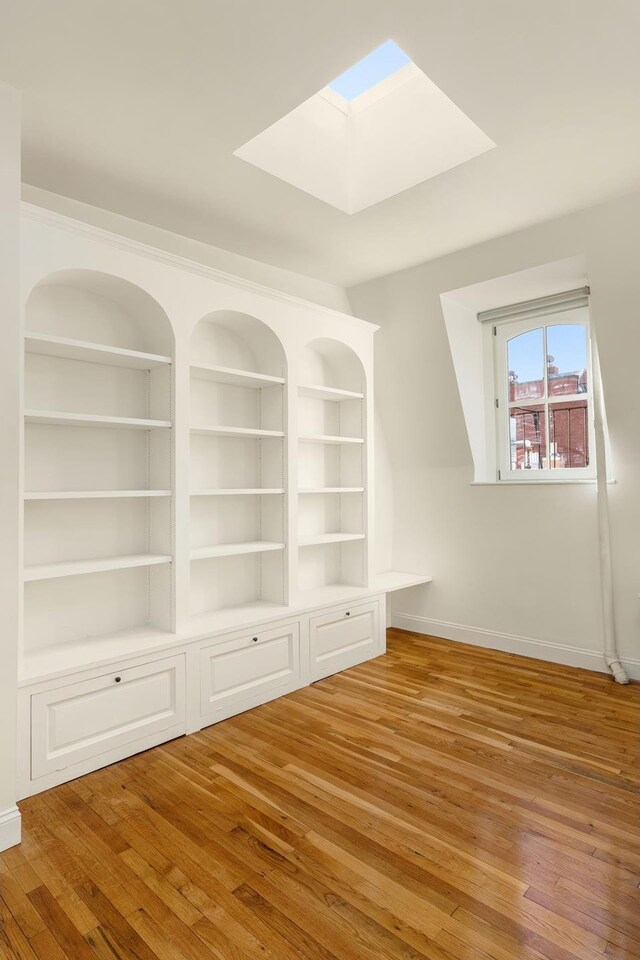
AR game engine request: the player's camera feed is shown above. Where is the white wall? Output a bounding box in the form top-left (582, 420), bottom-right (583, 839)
top-left (349, 189), bottom-right (640, 675)
top-left (0, 82), bottom-right (21, 849)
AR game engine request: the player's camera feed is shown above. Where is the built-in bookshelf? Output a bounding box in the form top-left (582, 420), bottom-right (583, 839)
top-left (297, 339), bottom-right (367, 594)
top-left (189, 311), bottom-right (287, 619)
top-left (22, 271), bottom-right (174, 660)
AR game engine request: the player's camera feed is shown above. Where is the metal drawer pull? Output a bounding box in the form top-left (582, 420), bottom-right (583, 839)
top-left (114, 676), bottom-right (122, 683)
top-left (252, 637), bottom-right (258, 642)
top-left (345, 611), bottom-right (350, 617)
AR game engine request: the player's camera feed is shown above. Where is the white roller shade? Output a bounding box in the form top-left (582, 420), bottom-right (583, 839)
top-left (478, 286), bottom-right (589, 324)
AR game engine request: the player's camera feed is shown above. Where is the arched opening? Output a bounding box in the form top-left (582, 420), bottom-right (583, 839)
top-left (189, 311), bottom-right (287, 618)
top-left (297, 338), bottom-right (367, 593)
top-left (23, 270), bottom-right (175, 657)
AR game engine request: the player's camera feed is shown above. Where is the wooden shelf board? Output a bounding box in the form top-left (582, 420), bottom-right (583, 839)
top-left (299, 384), bottom-right (364, 402)
top-left (190, 424), bottom-right (284, 439)
top-left (25, 332), bottom-right (171, 369)
top-left (298, 487), bottom-right (364, 494)
top-left (190, 488), bottom-right (284, 496)
top-left (24, 553), bottom-right (172, 582)
top-left (24, 490), bottom-right (172, 500)
top-left (298, 533), bottom-right (365, 546)
top-left (298, 434), bottom-right (364, 445)
top-left (25, 410), bottom-right (171, 430)
top-left (190, 363), bottom-right (284, 388)
top-left (190, 541), bottom-right (285, 560)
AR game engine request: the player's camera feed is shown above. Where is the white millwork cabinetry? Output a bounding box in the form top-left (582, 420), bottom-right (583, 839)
top-left (16, 206), bottom-right (431, 800)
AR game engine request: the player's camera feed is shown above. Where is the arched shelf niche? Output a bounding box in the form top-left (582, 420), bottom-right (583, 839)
top-left (22, 270), bottom-right (175, 667)
top-left (188, 311), bottom-right (287, 620)
top-left (297, 338), bottom-right (367, 594)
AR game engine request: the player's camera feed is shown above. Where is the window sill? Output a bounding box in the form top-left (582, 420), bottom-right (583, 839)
top-left (471, 479), bottom-right (616, 486)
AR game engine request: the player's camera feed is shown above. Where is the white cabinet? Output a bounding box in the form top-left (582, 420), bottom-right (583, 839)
top-left (309, 599), bottom-right (381, 680)
top-left (31, 654), bottom-right (186, 778)
top-left (200, 622), bottom-right (301, 723)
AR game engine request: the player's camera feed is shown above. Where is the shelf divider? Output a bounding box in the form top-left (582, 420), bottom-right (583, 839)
top-left (190, 541), bottom-right (285, 560)
top-left (25, 332), bottom-right (171, 369)
top-left (25, 410), bottom-right (172, 430)
top-left (24, 553), bottom-right (172, 582)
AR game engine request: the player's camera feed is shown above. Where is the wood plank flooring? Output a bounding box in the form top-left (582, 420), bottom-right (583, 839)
top-left (2, 628), bottom-right (639, 960)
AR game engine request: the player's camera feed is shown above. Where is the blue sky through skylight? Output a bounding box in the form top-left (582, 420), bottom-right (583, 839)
top-left (328, 40), bottom-right (411, 101)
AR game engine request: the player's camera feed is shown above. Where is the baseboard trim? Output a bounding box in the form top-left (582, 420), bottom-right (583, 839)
top-left (391, 613), bottom-right (640, 680)
top-left (0, 806), bottom-right (21, 851)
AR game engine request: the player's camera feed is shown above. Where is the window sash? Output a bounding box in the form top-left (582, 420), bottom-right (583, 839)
top-left (493, 310), bottom-right (595, 480)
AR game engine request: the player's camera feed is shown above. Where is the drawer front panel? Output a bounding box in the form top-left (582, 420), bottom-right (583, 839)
top-left (201, 623), bottom-right (300, 720)
top-left (310, 601), bottom-right (380, 680)
top-left (31, 655), bottom-right (186, 778)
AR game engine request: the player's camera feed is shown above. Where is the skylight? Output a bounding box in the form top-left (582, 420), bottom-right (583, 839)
top-left (328, 40), bottom-right (411, 101)
top-left (234, 44), bottom-right (496, 214)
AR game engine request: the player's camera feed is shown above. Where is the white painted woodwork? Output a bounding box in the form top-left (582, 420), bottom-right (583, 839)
top-left (25, 410), bottom-right (171, 429)
top-left (200, 622), bottom-right (301, 722)
top-left (190, 541), bottom-right (285, 560)
top-left (24, 553), bottom-right (172, 582)
top-left (298, 384), bottom-right (364, 402)
top-left (24, 490), bottom-right (172, 500)
top-left (25, 331), bottom-right (171, 369)
top-left (309, 600), bottom-right (381, 680)
top-left (31, 654), bottom-right (186, 777)
top-left (15, 206), bottom-right (430, 803)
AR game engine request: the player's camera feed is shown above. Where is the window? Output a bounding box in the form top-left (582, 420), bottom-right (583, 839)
top-left (492, 303), bottom-right (594, 480)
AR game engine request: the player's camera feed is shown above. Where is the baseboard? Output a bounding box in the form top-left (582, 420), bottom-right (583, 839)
top-left (391, 613), bottom-right (640, 680)
top-left (0, 806), bottom-right (21, 851)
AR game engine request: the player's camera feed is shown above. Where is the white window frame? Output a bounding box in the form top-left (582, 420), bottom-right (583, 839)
top-left (492, 306), bottom-right (595, 481)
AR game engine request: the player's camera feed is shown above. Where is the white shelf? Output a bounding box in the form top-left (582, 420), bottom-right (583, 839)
top-left (25, 332), bottom-right (171, 369)
top-left (190, 363), bottom-right (284, 389)
top-left (25, 410), bottom-right (172, 430)
top-left (371, 571), bottom-right (432, 592)
top-left (299, 384), bottom-right (364, 402)
top-left (20, 625), bottom-right (178, 685)
top-left (24, 553), bottom-right (172, 582)
top-left (299, 532), bottom-right (365, 546)
top-left (190, 424), bottom-right (284, 439)
top-left (24, 490), bottom-right (172, 500)
top-left (299, 487), bottom-right (364, 494)
top-left (190, 541), bottom-right (285, 560)
top-left (190, 488), bottom-right (284, 496)
top-left (298, 433), bottom-right (364, 445)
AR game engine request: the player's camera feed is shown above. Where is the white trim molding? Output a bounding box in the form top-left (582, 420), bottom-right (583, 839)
top-left (0, 806), bottom-right (21, 851)
top-left (20, 203), bottom-right (377, 332)
top-left (392, 613), bottom-right (640, 680)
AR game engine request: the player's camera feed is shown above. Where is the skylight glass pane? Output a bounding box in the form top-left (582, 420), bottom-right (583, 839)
top-left (328, 40), bottom-right (411, 101)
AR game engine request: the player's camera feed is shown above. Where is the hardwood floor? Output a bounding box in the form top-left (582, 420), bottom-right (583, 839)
top-left (2, 628), bottom-right (639, 960)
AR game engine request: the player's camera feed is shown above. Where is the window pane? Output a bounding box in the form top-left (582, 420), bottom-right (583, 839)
top-left (509, 404), bottom-right (546, 470)
top-left (548, 400), bottom-right (589, 469)
top-left (508, 328), bottom-right (544, 400)
top-left (547, 324), bottom-right (588, 396)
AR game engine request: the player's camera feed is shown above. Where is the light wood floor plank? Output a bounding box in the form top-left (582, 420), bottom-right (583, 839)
top-left (3, 628), bottom-right (638, 960)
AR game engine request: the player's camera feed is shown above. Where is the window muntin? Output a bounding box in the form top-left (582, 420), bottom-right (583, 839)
top-left (495, 311), bottom-right (594, 480)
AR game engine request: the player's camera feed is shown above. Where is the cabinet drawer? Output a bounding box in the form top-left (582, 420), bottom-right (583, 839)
top-left (201, 622), bottom-right (300, 722)
top-left (309, 600), bottom-right (381, 680)
top-left (31, 654), bottom-right (186, 779)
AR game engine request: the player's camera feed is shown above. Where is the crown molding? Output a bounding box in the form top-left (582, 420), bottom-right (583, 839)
top-left (20, 202), bottom-right (378, 332)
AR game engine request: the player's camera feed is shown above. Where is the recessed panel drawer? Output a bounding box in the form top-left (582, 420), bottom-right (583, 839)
top-left (31, 654), bottom-right (186, 778)
top-left (201, 622), bottom-right (301, 722)
top-left (309, 600), bottom-right (381, 680)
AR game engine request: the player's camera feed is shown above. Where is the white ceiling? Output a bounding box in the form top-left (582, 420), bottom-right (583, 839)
top-left (2, 0), bottom-right (640, 288)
